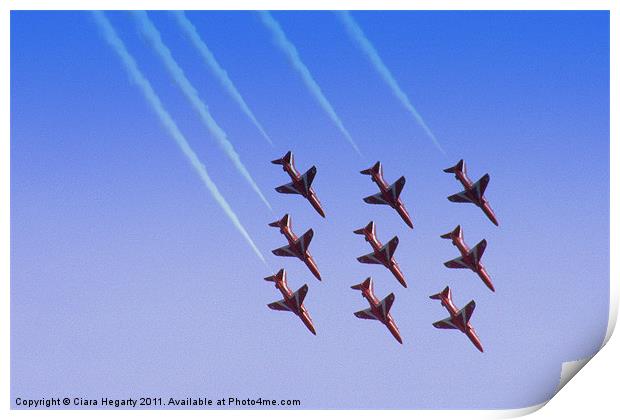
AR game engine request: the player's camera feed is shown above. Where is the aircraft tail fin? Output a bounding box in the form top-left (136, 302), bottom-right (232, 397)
top-left (440, 225), bottom-right (462, 240)
top-left (269, 213), bottom-right (291, 228)
top-left (271, 150), bottom-right (293, 166)
top-left (264, 269), bottom-right (286, 283)
top-left (430, 286), bottom-right (451, 301)
top-left (351, 277), bottom-right (373, 292)
top-left (443, 159), bottom-right (465, 174)
top-left (360, 161), bottom-right (382, 176)
top-left (353, 221), bottom-right (375, 236)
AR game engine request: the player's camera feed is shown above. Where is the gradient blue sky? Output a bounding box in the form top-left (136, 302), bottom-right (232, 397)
top-left (11, 11), bottom-right (609, 409)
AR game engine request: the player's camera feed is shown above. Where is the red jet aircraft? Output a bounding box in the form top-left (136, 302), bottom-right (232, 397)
top-left (360, 161), bottom-right (413, 229)
top-left (444, 159), bottom-right (498, 226)
top-left (272, 151), bottom-right (326, 218)
top-left (269, 214), bottom-right (322, 281)
top-left (264, 269), bottom-right (316, 335)
top-left (351, 277), bottom-right (402, 344)
top-left (430, 286), bottom-right (483, 352)
top-left (354, 221), bottom-right (407, 288)
top-left (441, 225), bottom-right (495, 292)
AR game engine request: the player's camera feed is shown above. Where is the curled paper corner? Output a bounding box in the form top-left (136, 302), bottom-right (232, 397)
top-left (552, 299), bottom-right (617, 398)
top-left (548, 290), bottom-right (618, 403)
top-left (556, 356), bottom-right (594, 394)
top-left (491, 402), bottom-right (546, 419)
top-left (487, 359), bottom-right (594, 420)
top-left (500, 293), bottom-right (618, 418)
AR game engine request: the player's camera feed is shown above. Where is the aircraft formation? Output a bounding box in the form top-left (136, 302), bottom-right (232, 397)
top-left (261, 151), bottom-right (499, 352)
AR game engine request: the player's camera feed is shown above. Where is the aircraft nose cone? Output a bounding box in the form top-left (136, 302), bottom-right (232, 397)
top-left (305, 260), bottom-right (322, 281)
top-left (482, 205), bottom-right (499, 226)
top-left (387, 322), bottom-right (403, 344)
top-left (390, 266), bottom-right (408, 288)
top-left (467, 330), bottom-right (484, 352)
top-left (487, 211), bottom-right (499, 226)
top-left (479, 268), bottom-right (495, 292)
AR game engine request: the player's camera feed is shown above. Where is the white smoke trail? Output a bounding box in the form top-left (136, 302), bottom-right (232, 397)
top-left (259, 11), bottom-right (361, 156)
top-left (92, 11), bottom-right (266, 264)
top-left (338, 11), bottom-right (445, 155)
top-left (173, 11), bottom-right (273, 146)
top-left (133, 11), bottom-right (272, 210)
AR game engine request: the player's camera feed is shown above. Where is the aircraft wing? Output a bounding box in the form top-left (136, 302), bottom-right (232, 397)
top-left (357, 251), bottom-right (383, 265)
top-left (432, 316), bottom-right (458, 329)
top-left (354, 308), bottom-right (378, 321)
top-left (456, 300), bottom-right (476, 324)
top-left (275, 181), bottom-right (302, 195)
top-left (268, 299), bottom-right (291, 312)
top-left (380, 236), bottom-right (399, 260)
top-left (295, 229), bottom-right (313, 254)
top-left (291, 284), bottom-right (308, 308)
top-left (299, 166), bottom-right (317, 195)
top-left (388, 176), bottom-right (406, 201)
top-left (444, 255), bottom-right (473, 270)
top-left (272, 244), bottom-right (297, 257)
top-left (378, 293), bottom-right (395, 318)
top-left (363, 192), bottom-right (390, 205)
top-left (472, 174), bottom-right (490, 200)
top-left (447, 190), bottom-right (474, 203)
top-left (468, 239), bottom-right (487, 266)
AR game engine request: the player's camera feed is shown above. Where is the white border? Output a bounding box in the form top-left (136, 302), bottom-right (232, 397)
top-left (2, 1), bottom-right (616, 418)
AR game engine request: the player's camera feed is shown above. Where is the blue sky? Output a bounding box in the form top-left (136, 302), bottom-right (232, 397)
top-left (11, 11), bottom-right (609, 409)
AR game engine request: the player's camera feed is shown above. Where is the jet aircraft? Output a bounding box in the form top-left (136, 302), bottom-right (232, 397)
top-left (444, 159), bottom-right (498, 226)
top-left (360, 161), bottom-right (413, 229)
top-left (351, 277), bottom-right (402, 344)
top-left (354, 221), bottom-right (407, 288)
top-left (264, 269), bottom-right (316, 335)
top-left (272, 151), bottom-right (325, 218)
top-left (430, 286), bottom-right (483, 352)
top-left (441, 225), bottom-right (495, 292)
top-left (269, 214), bottom-right (322, 281)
